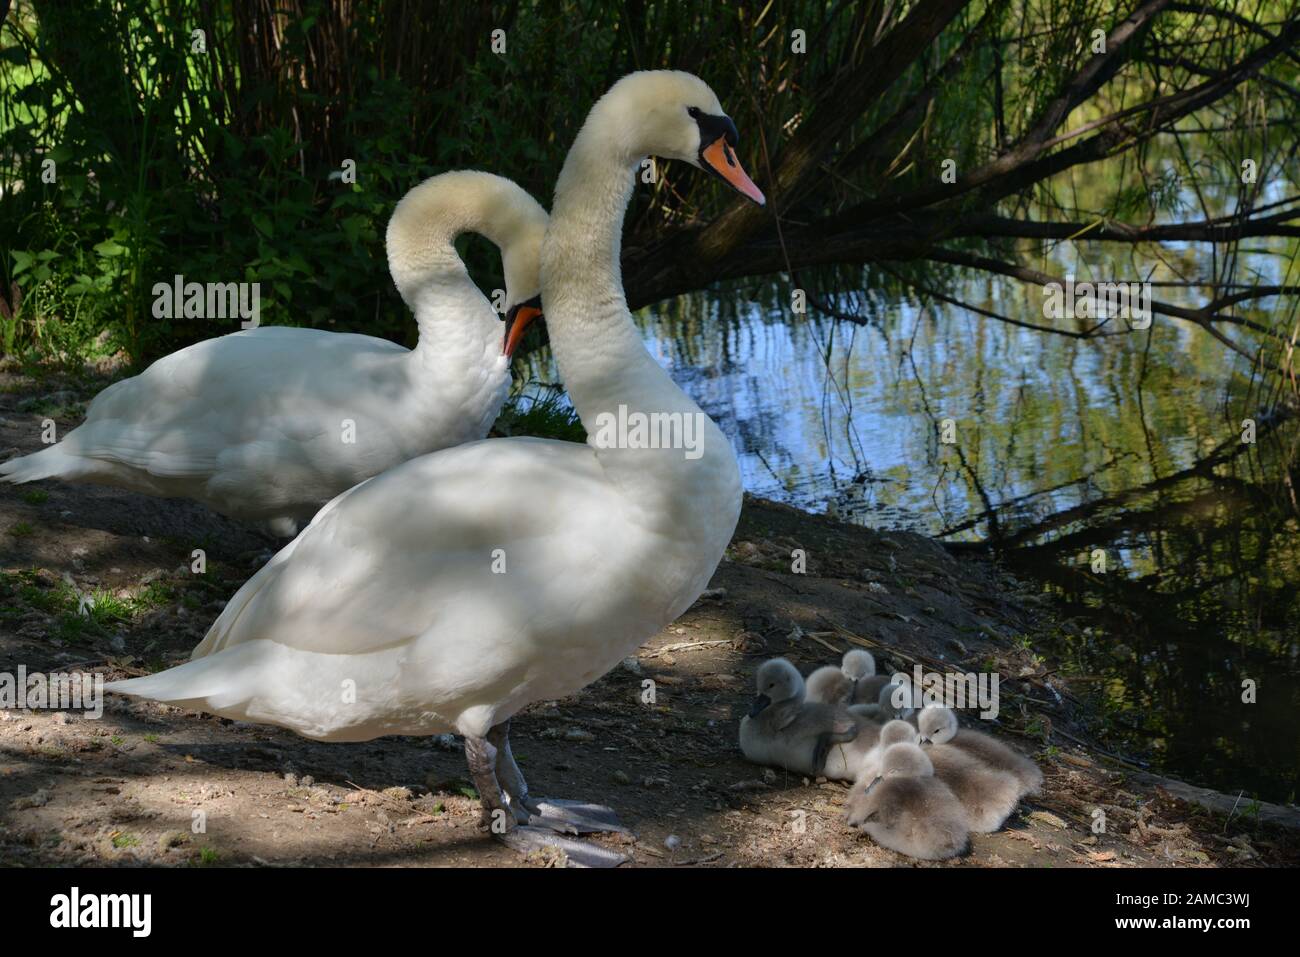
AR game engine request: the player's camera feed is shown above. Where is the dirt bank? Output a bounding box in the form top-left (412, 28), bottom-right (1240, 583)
top-left (1, 365), bottom-right (1296, 867)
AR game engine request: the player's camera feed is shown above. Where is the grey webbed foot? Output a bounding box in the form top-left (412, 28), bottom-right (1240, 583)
top-left (526, 798), bottom-right (628, 835)
top-left (497, 825), bottom-right (627, 868)
top-left (472, 722), bottom-right (629, 866)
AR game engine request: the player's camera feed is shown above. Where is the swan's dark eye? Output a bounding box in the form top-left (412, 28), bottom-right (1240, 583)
top-left (687, 106), bottom-right (702, 118)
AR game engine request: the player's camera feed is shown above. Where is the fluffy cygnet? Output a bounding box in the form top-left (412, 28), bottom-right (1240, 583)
top-left (875, 673), bottom-right (920, 722)
top-left (805, 649), bottom-right (893, 706)
top-left (739, 658), bottom-right (865, 776)
top-left (920, 735), bottom-right (1022, 833)
top-left (844, 743), bottom-right (970, 860)
top-left (821, 718), bottom-right (882, 781)
top-left (855, 717), bottom-right (920, 783)
top-left (918, 706), bottom-right (1043, 797)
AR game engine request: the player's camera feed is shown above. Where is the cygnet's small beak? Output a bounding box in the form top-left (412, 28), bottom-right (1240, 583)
top-left (700, 136), bottom-right (766, 206)
top-left (503, 297), bottom-right (544, 357)
top-left (748, 693), bottom-right (772, 717)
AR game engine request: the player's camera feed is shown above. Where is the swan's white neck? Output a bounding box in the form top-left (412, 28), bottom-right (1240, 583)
top-left (543, 134), bottom-right (649, 413)
top-left (542, 119), bottom-right (741, 534)
top-left (386, 171), bottom-right (544, 364)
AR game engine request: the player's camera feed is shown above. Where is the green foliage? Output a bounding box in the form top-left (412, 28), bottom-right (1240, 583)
top-left (1, 0), bottom-right (534, 364)
top-left (193, 846), bottom-right (220, 866)
top-left (0, 567), bottom-right (175, 646)
top-left (1, 0), bottom-right (1296, 381)
top-left (494, 383), bottom-right (586, 442)
top-left (0, 0), bottom-right (1007, 365)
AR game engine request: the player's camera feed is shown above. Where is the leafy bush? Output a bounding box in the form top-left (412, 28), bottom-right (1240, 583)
top-left (0, 0), bottom-right (570, 366)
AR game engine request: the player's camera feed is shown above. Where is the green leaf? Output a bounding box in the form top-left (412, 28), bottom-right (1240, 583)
top-left (341, 215), bottom-right (365, 245)
top-left (93, 240), bottom-right (126, 257)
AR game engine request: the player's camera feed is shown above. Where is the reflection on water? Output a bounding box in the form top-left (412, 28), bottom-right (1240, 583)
top-left (519, 271), bottom-right (1300, 804)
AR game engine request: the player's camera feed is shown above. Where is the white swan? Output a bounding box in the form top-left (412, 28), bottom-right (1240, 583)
top-left (105, 71), bottom-right (766, 866)
top-left (1, 171), bottom-right (547, 536)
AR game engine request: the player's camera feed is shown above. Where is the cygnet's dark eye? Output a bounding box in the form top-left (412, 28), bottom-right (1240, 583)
top-left (687, 106), bottom-right (702, 118)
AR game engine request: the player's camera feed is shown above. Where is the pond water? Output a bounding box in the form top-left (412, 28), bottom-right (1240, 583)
top-left (519, 247), bottom-right (1300, 805)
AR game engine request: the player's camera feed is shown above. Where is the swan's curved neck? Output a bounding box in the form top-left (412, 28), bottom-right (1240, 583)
top-left (542, 121), bottom-right (740, 530)
top-left (387, 173), bottom-right (537, 358)
top-left (543, 131), bottom-right (689, 428)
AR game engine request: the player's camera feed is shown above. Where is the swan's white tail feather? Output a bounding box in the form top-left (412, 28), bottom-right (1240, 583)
top-left (105, 643), bottom-right (269, 710)
top-left (0, 446), bottom-right (77, 483)
top-left (103, 641), bottom-right (413, 741)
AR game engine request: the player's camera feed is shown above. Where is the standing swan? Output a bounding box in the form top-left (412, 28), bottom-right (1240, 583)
top-left (105, 71), bottom-right (765, 866)
top-left (1, 171), bottom-right (547, 536)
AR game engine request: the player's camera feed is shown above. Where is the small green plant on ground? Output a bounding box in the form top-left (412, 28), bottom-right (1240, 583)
top-left (194, 847), bottom-right (220, 866)
top-left (0, 568), bottom-right (180, 647)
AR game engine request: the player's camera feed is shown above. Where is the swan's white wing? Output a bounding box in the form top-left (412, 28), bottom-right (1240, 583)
top-left (62, 328), bottom-right (410, 477)
top-left (193, 436), bottom-right (629, 659)
top-left (108, 436), bottom-right (670, 739)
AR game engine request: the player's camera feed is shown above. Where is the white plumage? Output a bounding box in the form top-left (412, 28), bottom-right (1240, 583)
top-left (112, 434), bottom-right (718, 740)
top-left (106, 72), bottom-right (760, 748)
top-left (2, 171), bottom-right (547, 536)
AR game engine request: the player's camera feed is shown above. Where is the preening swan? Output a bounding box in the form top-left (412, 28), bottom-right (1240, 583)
top-left (106, 71), bottom-right (765, 866)
top-left (1, 171), bottom-right (547, 536)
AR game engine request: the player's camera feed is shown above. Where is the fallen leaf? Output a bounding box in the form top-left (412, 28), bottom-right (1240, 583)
top-left (1027, 810), bottom-right (1069, 829)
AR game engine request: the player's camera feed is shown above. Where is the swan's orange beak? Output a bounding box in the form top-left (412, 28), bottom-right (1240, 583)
top-left (701, 137), bottom-right (766, 206)
top-left (503, 301), bottom-right (544, 358)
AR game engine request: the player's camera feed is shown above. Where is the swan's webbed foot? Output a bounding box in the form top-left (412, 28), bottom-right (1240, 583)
top-left (497, 825), bottom-right (628, 868)
top-left (466, 724), bottom-right (627, 868)
top-left (812, 731), bottom-right (839, 773)
top-left (526, 798), bottom-right (628, 835)
top-left (485, 720), bottom-right (626, 834)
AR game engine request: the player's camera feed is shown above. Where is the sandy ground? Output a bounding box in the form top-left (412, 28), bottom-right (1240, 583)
top-left (1, 366), bottom-right (1296, 868)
